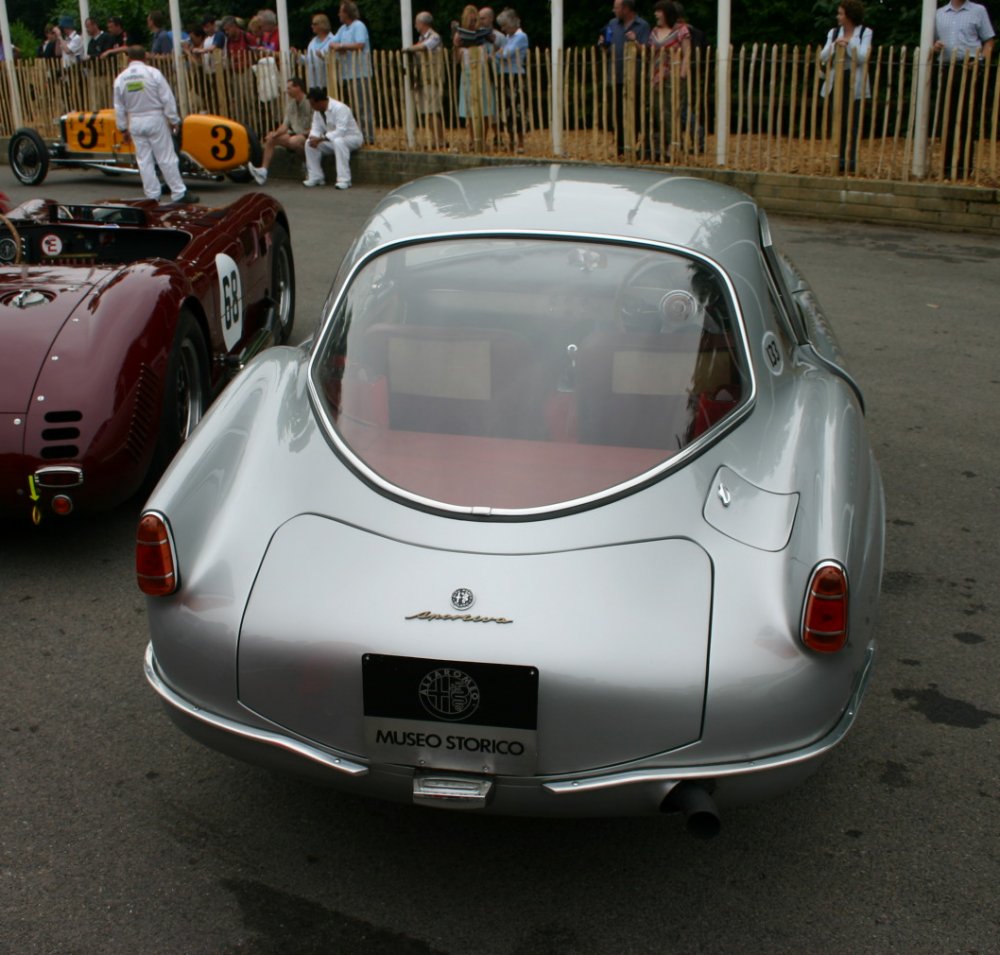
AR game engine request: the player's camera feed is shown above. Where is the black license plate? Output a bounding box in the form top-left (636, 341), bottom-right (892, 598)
top-left (362, 654), bottom-right (538, 729)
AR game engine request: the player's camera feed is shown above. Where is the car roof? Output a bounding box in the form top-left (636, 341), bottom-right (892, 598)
top-left (356, 165), bottom-right (763, 269)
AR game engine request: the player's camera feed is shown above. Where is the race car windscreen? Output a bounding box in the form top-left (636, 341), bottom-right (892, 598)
top-left (313, 237), bottom-right (749, 512)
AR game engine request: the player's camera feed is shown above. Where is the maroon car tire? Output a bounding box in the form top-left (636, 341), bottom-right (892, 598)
top-left (271, 225), bottom-right (295, 344)
top-left (153, 309), bottom-right (209, 473)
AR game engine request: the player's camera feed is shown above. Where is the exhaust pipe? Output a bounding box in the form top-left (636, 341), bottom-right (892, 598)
top-left (661, 782), bottom-right (721, 839)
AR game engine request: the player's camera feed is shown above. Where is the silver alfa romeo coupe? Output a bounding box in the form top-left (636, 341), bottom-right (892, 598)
top-left (140, 165), bottom-right (884, 836)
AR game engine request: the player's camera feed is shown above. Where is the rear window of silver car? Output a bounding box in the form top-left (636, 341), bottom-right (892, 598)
top-left (311, 237), bottom-right (750, 513)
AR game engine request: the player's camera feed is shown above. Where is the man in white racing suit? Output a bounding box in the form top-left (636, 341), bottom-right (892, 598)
top-left (113, 46), bottom-right (196, 203)
top-left (303, 86), bottom-right (364, 189)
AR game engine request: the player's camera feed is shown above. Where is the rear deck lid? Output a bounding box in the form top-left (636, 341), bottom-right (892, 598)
top-left (0, 274), bottom-right (95, 412)
top-left (238, 516), bottom-right (711, 776)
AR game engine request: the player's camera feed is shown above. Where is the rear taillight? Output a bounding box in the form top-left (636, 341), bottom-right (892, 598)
top-left (136, 512), bottom-right (178, 596)
top-left (802, 561), bottom-right (848, 653)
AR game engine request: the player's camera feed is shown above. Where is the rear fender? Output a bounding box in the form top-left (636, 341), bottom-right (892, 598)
top-left (696, 369), bottom-right (882, 762)
top-left (23, 264), bottom-right (194, 501)
top-left (145, 349), bottom-right (309, 713)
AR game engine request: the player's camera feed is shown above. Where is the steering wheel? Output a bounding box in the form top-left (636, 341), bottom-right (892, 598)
top-left (613, 254), bottom-right (731, 336)
top-left (0, 213), bottom-right (23, 265)
top-left (613, 254), bottom-right (702, 334)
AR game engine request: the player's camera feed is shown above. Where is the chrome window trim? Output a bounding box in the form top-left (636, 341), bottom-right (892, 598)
top-left (758, 209), bottom-right (808, 346)
top-left (307, 230), bottom-right (758, 518)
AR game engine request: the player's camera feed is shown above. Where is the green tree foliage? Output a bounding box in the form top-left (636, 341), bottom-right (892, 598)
top-left (8, 20), bottom-right (40, 58)
top-left (7, 0), bottom-right (933, 58)
top-left (10, 0), bottom-right (155, 52)
top-left (811, 0), bottom-right (924, 48)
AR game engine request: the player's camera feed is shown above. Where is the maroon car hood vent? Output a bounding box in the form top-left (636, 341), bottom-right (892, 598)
top-left (0, 281), bottom-right (93, 413)
top-left (127, 366), bottom-right (160, 463)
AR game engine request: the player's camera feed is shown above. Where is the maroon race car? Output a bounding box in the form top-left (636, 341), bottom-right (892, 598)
top-left (0, 193), bottom-right (294, 524)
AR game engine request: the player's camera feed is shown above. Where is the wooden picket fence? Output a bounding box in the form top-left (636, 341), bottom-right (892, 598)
top-left (4, 44), bottom-right (998, 185)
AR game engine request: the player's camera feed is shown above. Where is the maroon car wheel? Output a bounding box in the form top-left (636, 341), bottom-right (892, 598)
top-left (271, 225), bottom-right (295, 344)
top-left (154, 309), bottom-right (209, 472)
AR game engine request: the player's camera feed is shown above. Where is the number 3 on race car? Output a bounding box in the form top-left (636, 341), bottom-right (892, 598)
top-left (216, 252), bottom-right (244, 351)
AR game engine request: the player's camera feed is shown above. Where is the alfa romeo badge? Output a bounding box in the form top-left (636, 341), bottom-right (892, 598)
top-left (418, 668), bottom-right (481, 721)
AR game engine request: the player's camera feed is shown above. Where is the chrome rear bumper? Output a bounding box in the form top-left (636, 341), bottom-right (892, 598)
top-left (145, 642), bottom-right (874, 812)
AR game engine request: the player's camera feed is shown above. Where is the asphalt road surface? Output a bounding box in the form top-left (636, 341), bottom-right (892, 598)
top-left (2, 170), bottom-right (998, 955)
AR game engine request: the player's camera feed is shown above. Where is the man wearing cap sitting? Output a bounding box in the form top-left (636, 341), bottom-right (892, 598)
top-left (113, 46), bottom-right (197, 205)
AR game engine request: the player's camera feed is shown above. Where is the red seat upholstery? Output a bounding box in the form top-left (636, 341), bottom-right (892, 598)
top-left (576, 328), bottom-right (738, 449)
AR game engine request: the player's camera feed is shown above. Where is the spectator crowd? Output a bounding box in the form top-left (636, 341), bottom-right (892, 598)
top-left (15, 1), bottom-right (1000, 180)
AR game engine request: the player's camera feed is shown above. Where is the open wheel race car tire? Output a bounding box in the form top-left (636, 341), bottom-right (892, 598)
top-left (226, 127), bottom-right (264, 183)
top-left (270, 224), bottom-right (295, 344)
top-left (153, 309), bottom-right (210, 474)
top-left (8, 128), bottom-right (50, 186)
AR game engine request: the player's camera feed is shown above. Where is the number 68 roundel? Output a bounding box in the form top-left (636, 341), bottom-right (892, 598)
top-left (215, 253), bottom-right (244, 351)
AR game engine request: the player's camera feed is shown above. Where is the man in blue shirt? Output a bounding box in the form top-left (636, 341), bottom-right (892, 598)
top-left (331, 1), bottom-right (374, 143)
top-left (933, 0), bottom-right (995, 178)
top-left (148, 10), bottom-right (172, 55)
top-left (495, 8), bottom-right (529, 151)
top-left (599, 0), bottom-right (651, 156)
top-left (201, 15), bottom-right (227, 51)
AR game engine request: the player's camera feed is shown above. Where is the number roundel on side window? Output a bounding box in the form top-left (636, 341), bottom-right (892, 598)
top-left (761, 331), bottom-right (784, 376)
top-left (215, 252), bottom-right (244, 351)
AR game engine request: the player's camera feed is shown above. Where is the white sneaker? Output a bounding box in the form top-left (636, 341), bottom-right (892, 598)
top-left (335, 181), bottom-right (351, 190)
top-left (303, 178), bottom-right (325, 188)
top-left (248, 163), bottom-right (267, 185)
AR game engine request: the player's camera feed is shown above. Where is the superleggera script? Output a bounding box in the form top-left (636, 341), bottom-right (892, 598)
top-left (405, 611), bottom-right (513, 624)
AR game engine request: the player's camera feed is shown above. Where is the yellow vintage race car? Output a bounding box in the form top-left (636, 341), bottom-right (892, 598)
top-left (8, 110), bottom-right (262, 186)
